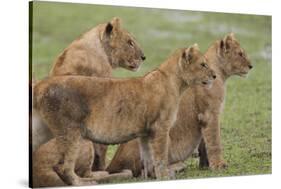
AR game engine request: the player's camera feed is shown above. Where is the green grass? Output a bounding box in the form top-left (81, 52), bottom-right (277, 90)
top-left (31, 1), bottom-right (272, 184)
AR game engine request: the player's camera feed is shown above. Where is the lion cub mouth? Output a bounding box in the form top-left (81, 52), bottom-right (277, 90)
top-left (127, 61), bottom-right (142, 71)
top-left (201, 80), bottom-right (213, 89)
top-left (202, 80), bottom-right (212, 85)
top-left (128, 65), bottom-right (138, 69)
top-left (128, 65), bottom-right (140, 71)
top-left (238, 71), bottom-right (249, 77)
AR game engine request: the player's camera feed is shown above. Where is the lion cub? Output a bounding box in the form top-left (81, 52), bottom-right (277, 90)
top-left (50, 17), bottom-right (145, 77)
top-left (33, 44), bottom-right (216, 185)
top-left (32, 138), bottom-right (132, 187)
top-left (106, 33), bottom-right (253, 177)
top-left (32, 17), bottom-right (145, 171)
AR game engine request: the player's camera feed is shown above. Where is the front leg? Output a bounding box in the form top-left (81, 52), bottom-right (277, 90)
top-left (139, 137), bottom-right (154, 179)
top-left (149, 123), bottom-right (171, 180)
top-left (200, 114), bottom-right (227, 170)
top-left (139, 124), bottom-right (171, 180)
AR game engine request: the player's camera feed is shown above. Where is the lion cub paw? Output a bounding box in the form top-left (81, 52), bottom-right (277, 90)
top-left (85, 171), bottom-right (109, 180)
top-left (210, 160), bottom-right (228, 170)
top-left (53, 164), bottom-right (98, 186)
top-left (74, 178), bottom-right (98, 186)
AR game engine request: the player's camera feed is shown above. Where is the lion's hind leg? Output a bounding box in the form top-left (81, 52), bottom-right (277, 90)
top-left (53, 126), bottom-right (97, 186)
top-left (82, 169), bottom-right (132, 183)
top-left (94, 169), bottom-right (133, 183)
top-left (33, 169), bottom-right (67, 187)
top-left (92, 144), bottom-right (108, 171)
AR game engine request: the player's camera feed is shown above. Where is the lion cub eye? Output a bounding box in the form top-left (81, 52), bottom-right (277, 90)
top-left (238, 51), bottom-right (243, 57)
top-left (201, 63), bottom-right (208, 68)
top-left (128, 40), bottom-right (134, 47)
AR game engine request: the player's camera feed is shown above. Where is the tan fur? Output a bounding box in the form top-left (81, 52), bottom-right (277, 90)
top-left (32, 17), bottom-right (145, 176)
top-left (33, 45), bottom-right (216, 185)
top-left (32, 138), bottom-right (133, 187)
top-left (106, 33), bottom-right (253, 176)
top-left (50, 17), bottom-right (145, 77)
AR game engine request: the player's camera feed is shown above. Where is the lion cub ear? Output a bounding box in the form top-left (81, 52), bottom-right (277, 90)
top-left (105, 22), bottom-right (113, 36)
top-left (220, 33), bottom-right (236, 52)
top-left (227, 32), bottom-right (235, 40)
top-left (105, 17), bottom-right (122, 36)
top-left (182, 44), bottom-right (199, 64)
top-left (111, 17), bottom-right (121, 30)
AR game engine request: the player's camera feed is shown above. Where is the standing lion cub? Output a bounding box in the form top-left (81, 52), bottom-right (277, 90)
top-left (106, 33), bottom-right (253, 177)
top-left (32, 17), bottom-right (145, 171)
top-left (33, 44), bottom-right (216, 185)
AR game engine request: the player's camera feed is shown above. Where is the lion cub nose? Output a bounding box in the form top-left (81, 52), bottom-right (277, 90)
top-left (141, 55), bottom-right (146, 61)
top-left (213, 75), bottom-right (216, 79)
top-left (248, 65), bottom-right (253, 69)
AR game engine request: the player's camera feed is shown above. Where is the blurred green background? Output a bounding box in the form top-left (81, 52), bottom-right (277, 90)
top-left (31, 1), bottom-right (271, 183)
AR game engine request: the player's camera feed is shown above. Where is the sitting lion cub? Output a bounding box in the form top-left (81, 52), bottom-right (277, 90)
top-left (106, 33), bottom-right (253, 177)
top-left (32, 17), bottom-right (145, 171)
top-left (33, 44), bottom-right (216, 185)
top-left (32, 138), bottom-right (132, 187)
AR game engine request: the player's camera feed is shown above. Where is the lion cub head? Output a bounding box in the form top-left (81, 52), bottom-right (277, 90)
top-left (102, 17), bottom-right (145, 71)
top-left (178, 44), bottom-right (216, 86)
top-left (218, 33), bottom-right (253, 77)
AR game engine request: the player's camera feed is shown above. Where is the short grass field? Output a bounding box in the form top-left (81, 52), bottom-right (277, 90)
top-left (31, 1), bottom-right (272, 184)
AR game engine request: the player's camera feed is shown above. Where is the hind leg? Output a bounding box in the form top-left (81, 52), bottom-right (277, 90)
top-left (53, 126), bottom-right (97, 186)
top-left (76, 141), bottom-right (109, 180)
top-left (96, 169), bottom-right (133, 182)
top-left (33, 170), bottom-right (67, 187)
top-left (75, 140), bottom-right (132, 183)
top-left (92, 144), bottom-right (108, 171)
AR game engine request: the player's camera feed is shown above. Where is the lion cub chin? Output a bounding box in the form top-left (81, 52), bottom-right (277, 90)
top-left (33, 44), bottom-right (216, 185)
